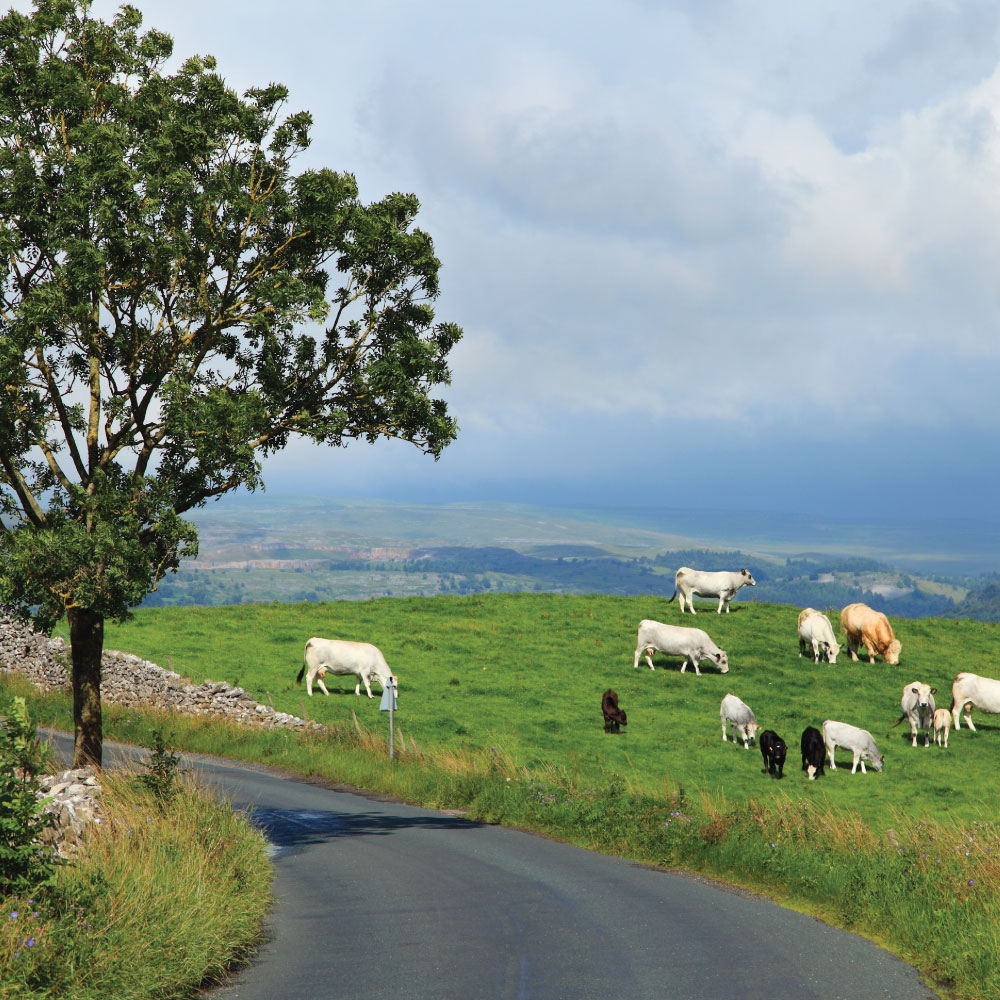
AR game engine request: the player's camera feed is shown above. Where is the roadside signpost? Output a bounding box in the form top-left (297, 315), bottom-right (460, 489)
top-left (379, 678), bottom-right (398, 758)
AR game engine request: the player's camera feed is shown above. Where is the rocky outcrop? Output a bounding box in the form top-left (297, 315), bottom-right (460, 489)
top-left (0, 610), bottom-right (325, 733)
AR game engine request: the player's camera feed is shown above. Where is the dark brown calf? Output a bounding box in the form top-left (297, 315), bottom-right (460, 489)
top-left (602, 689), bottom-right (628, 733)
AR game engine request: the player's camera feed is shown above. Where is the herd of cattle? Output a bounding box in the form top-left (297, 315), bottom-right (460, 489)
top-left (292, 564), bottom-right (1000, 779)
top-left (627, 565), bottom-right (1000, 779)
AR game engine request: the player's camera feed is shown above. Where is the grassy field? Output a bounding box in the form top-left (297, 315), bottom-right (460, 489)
top-left (25, 593), bottom-right (1000, 998)
top-left (92, 593), bottom-right (1000, 831)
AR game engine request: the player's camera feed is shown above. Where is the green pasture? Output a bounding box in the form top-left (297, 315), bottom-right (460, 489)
top-left (98, 593), bottom-right (1000, 832)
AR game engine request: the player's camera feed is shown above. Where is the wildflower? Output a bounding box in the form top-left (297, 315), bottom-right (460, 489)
top-left (10, 912), bottom-right (18, 920)
top-left (968, 879), bottom-right (974, 886)
top-left (25, 939), bottom-right (34, 948)
top-left (770, 843), bottom-right (776, 849)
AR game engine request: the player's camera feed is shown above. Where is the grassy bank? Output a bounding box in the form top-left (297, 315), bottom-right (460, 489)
top-left (0, 682), bottom-right (273, 1000)
top-left (18, 592), bottom-right (1000, 997)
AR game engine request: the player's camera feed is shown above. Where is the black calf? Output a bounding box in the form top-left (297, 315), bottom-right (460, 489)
top-left (602, 689), bottom-right (628, 733)
top-left (800, 725), bottom-right (825, 779)
top-left (759, 729), bottom-right (787, 778)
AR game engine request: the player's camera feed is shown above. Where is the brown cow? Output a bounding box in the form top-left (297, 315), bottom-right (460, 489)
top-left (840, 603), bottom-right (901, 664)
top-left (602, 689), bottom-right (628, 733)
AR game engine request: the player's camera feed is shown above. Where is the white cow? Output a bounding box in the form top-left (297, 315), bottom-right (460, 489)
top-left (822, 720), bottom-right (884, 774)
top-left (668, 567), bottom-right (756, 614)
top-left (720, 693), bottom-right (758, 748)
top-left (295, 637), bottom-right (397, 698)
top-left (950, 672), bottom-right (1000, 731)
top-left (796, 609), bottom-right (841, 663)
top-left (633, 620), bottom-right (729, 675)
top-left (932, 708), bottom-right (951, 748)
top-left (893, 681), bottom-right (936, 748)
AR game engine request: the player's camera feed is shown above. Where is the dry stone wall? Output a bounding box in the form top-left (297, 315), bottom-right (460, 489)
top-left (0, 609), bottom-right (326, 856)
top-left (0, 609), bottom-right (324, 733)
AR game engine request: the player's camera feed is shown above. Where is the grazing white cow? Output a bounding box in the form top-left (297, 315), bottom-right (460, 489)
top-left (295, 637), bottom-right (397, 698)
top-left (796, 609), bottom-right (841, 663)
top-left (720, 693), bottom-right (758, 748)
top-left (668, 567), bottom-right (756, 614)
top-left (893, 681), bottom-right (936, 748)
top-left (822, 720), bottom-right (884, 774)
top-left (633, 619), bottom-right (729, 675)
top-left (933, 708), bottom-right (951, 748)
top-left (950, 672), bottom-right (1000, 731)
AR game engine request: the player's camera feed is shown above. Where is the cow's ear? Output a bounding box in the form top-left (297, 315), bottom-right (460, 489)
top-left (911, 687), bottom-right (919, 694)
top-left (930, 688), bottom-right (937, 695)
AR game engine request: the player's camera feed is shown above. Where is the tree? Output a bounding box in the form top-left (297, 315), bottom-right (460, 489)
top-left (0, 0), bottom-right (461, 766)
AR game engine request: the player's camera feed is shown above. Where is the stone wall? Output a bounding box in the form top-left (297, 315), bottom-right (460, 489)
top-left (0, 610), bottom-right (325, 733)
top-left (0, 610), bottom-right (327, 856)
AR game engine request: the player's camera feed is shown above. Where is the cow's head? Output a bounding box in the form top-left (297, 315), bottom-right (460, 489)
top-left (885, 640), bottom-right (902, 665)
top-left (746, 721), bottom-right (759, 743)
top-left (741, 569), bottom-right (756, 586)
top-left (715, 651), bottom-right (729, 674)
top-left (824, 641), bottom-right (841, 664)
top-left (806, 763), bottom-right (818, 780)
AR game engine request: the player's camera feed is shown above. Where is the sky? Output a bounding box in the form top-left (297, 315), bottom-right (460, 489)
top-left (19, 0), bottom-right (1000, 522)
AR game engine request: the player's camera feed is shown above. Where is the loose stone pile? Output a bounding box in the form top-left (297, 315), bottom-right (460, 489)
top-left (35, 766), bottom-right (103, 859)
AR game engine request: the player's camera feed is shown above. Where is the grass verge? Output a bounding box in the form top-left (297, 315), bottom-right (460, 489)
top-left (0, 688), bottom-right (272, 1000)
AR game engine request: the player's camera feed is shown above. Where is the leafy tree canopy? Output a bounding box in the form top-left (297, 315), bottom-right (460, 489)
top-left (0, 0), bottom-right (461, 763)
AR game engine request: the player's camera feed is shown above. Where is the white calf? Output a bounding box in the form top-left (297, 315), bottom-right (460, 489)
top-left (932, 708), bottom-right (951, 748)
top-left (720, 693), bottom-right (758, 748)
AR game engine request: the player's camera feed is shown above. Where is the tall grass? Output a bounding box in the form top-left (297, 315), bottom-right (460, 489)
top-left (0, 762), bottom-right (272, 1000)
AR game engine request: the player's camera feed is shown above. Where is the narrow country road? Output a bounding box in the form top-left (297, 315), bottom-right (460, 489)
top-left (45, 731), bottom-right (939, 1000)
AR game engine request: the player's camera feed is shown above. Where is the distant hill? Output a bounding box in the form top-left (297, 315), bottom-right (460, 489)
top-left (941, 581), bottom-right (1000, 622)
top-left (133, 496), bottom-right (998, 618)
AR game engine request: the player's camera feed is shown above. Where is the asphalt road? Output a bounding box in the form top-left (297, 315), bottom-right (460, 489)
top-left (44, 731), bottom-right (939, 1000)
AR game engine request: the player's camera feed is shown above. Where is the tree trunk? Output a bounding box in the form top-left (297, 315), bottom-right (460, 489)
top-left (68, 607), bottom-right (104, 768)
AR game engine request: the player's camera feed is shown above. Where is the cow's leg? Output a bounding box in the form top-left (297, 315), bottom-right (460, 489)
top-left (851, 750), bottom-right (860, 774)
top-left (363, 675), bottom-right (375, 698)
top-left (717, 594), bottom-right (725, 613)
top-left (910, 720), bottom-right (917, 748)
top-left (305, 670), bottom-right (314, 697)
top-left (691, 657), bottom-right (701, 676)
top-left (644, 646), bottom-right (655, 670)
top-left (827, 744), bottom-right (837, 769)
top-left (811, 640), bottom-right (820, 663)
top-left (316, 675), bottom-right (331, 696)
top-left (721, 719), bottom-right (727, 742)
top-left (964, 706), bottom-right (976, 732)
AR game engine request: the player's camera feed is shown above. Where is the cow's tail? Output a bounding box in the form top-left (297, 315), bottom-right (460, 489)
top-left (890, 714), bottom-right (906, 728)
top-left (667, 588), bottom-right (677, 604)
top-left (295, 664), bottom-right (306, 685)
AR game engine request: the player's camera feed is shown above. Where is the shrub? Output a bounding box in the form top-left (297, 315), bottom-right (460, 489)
top-left (0, 697), bottom-right (60, 893)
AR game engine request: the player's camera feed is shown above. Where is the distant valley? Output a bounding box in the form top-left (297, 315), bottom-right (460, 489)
top-left (139, 496), bottom-right (1000, 621)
